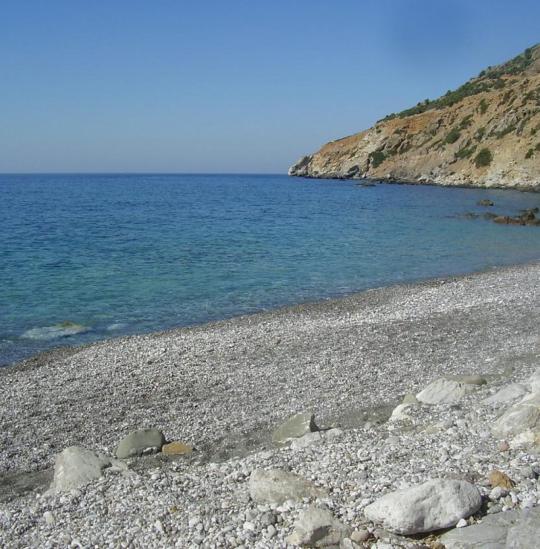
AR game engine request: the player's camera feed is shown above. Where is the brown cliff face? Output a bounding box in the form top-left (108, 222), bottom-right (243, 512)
top-left (289, 45), bottom-right (540, 191)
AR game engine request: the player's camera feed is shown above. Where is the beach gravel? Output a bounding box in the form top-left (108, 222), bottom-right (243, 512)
top-left (0, 262), bottom-right (539, 547)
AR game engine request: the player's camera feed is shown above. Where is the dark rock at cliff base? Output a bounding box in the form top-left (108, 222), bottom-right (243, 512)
top-left (493, 212), bottom-right (540, 226)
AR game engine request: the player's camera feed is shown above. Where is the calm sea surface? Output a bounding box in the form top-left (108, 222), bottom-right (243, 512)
top-left (1, 173), bottom-right (539, 366)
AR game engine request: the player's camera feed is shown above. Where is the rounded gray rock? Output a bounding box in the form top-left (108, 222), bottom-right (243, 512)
top-left (116, 428), bottom-right (166, 458)
top-left (364, 479), bottom-right (482, 535)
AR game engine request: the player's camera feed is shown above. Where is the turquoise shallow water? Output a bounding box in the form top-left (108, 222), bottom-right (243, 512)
top-left (1, 173), bottom-right (539, 366)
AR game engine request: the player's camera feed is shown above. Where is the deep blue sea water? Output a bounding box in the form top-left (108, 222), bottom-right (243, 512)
top-left (1, 173), bottom-right (539, 366)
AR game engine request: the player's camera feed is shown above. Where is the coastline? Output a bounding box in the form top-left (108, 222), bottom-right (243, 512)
top-left (289, 173), bottom-right (540, 193)
top-left (1, 261), bottom-right (540, 546)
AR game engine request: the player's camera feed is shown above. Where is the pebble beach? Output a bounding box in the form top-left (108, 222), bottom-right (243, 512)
top-left (1, 262), bottom-right (540, 548)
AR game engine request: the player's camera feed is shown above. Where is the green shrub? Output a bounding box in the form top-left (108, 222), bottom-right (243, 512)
top-left (479, 99), bottom-right (488, 114)
top-left (475, 127), bottom-right (486, 140)
top-left (455, 144), bottom-right (477, 160)
top-left (369, 150), bottom-right (386, 168)
top-left (474, 148), bottom-right (493, 168)
top-left (459, 114), bottom-right (474, 129)
top-left (525, 148), bottom-right (534, 159)
top-left (445, 128), bottom-right (461, 144)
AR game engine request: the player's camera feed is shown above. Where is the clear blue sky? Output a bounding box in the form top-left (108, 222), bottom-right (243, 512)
top-left (1, 0), bottom-right (539, 173)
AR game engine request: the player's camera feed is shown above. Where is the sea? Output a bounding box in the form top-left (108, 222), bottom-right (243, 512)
top-left (1, 173), bottom-right (539, 367)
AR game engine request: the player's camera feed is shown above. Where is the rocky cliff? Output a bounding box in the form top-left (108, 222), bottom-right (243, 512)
top-left (289, 45), bottom-right (540, 191)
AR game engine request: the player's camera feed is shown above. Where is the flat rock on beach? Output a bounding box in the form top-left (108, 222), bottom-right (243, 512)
top-left (0, 262), bottom-right (539, 547)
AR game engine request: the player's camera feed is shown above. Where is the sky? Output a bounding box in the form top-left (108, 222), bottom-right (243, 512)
top-left (1, 0), bottom-right (540, 173)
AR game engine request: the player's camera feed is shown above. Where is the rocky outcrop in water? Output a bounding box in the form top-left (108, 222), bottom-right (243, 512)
top-left (289, 44), bottom-right (540, 191)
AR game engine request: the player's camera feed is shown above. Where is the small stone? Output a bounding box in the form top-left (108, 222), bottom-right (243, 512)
top-left (266, 525), bottom-right (277, 538)
top-left (456, 518), bottom-right (467, 528)
top-left (286, 506), bottom-right (350, 547)
top-left (291, 431), bottom-right (324, 450)
top-left (162, 441), bottom-right (193, 455)
top-left (350, 528), bottom-right (370, 543)
top-left (488, 470), bottom-right (515, 490)
top-left (499, 440), bottom-right (510, 452)
top-left (416, 378), bottom-right (479, 405)
top-left (489, 486), bottom-right (507, 500)
top-left (249, 468), bottom-right (325, 504)
top-left (446, 374), bottom-right (487, 386)
top-left (116, 429), bottom-right (165, 459)
top-left (43, 511), bottom-right (55, 525)
top-left (271, 412), bottom-right (318, 445)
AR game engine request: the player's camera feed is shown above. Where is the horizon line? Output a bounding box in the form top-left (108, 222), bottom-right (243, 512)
top-left (0, 171), bottom-right (288, 176)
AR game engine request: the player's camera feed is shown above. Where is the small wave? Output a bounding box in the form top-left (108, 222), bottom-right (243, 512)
top-left (22, 322), bottom-right (91, 340)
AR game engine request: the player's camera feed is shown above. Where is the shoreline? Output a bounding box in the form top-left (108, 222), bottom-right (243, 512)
top-left (1, 261), bottom-right (539, 546)
top-left (290, 174), bottom-right (540, 193)
top-left (4, 258), bottom-right (539, 374)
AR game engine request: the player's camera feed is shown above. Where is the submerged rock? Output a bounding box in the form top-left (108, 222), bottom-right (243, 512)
top-left (22, 322), bottom-right (90, 340)
top-left (363, 479), bottom-right (482, 535)
top-left (116, 429), bottom-right (166, 459)
top-left (272, 412), bottom-right (318, 445)
top-left (287, 506), bottom-right (350, 547)
top-left (249, 468), bottom-right (324, 504)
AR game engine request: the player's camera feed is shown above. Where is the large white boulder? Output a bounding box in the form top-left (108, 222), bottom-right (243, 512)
top-left (492, 392), bottom-right (540, 438)
top-left (364, 479), bottom-right (482, 535)
top-left (49, 446), bottom-right (111, 492)
top-left (249, 469), bottom-right (324, 504)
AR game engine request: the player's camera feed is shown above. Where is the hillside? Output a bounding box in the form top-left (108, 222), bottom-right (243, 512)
top-left (289, 45), bottom-right (540, 191)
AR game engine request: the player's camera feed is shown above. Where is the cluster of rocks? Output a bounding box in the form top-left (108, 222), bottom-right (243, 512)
top-left (464, 202), bottom-right (540, 227)
top-left (7, 370), bottom-right (540, 548)
top-left (493, 208), bottom-right (540, 227)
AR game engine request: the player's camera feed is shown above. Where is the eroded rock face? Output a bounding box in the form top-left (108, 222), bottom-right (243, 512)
top-left (287, 506), bottom-right (350, 547)
top-left (116, 428), bottom-right (166, 459)
top-left (249, 468), bottom-right (324, 504)
top-left (363, 479), bottom-right (482, 535)
top-left (288, 45), bottom-right (540, 191)
top-left (416, 378), bottom-right (480, 404)
top-left (49, 446), bottom-right (111, 492)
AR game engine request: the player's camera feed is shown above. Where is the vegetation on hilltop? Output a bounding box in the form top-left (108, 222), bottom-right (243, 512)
top-left (381, 44), bottom-right (539, 121)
